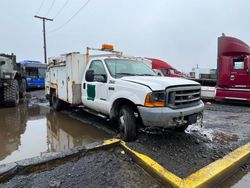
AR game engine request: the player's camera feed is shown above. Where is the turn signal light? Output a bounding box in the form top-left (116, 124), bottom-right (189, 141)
top-left (144, 93), bottom-right (165, 107)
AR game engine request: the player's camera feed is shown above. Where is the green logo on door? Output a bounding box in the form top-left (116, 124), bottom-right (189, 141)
top-left (87, 84), bottom-right (96, 101)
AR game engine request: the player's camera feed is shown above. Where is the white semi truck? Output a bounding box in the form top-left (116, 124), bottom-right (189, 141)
top-left (45, 45), bottom-right (204, 141)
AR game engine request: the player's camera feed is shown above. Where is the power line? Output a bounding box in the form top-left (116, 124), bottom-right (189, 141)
top-left (45, 0), bottom-right (56, 17)
top-left (36, 0), bottom-right (47, 15)
top-left (49, 0), bottom-right (91, 33)
top-left (53, 0), bottom-right (70, 19)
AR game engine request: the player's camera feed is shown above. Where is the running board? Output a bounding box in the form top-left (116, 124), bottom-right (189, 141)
top-left (82, 107), bottom-right (108, 119)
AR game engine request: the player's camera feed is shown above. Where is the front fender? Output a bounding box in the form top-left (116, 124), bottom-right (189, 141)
top-left (107, 90), bottom-right (146, 113)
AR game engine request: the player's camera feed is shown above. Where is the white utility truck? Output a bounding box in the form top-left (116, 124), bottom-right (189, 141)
top-left (45, 45), bottom-right (204, 141)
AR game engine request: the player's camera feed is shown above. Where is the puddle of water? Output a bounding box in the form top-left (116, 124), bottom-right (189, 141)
top-left (219, 170), bottom-right (250, 188)
top-left (0, 104), bottom-right (110, 165)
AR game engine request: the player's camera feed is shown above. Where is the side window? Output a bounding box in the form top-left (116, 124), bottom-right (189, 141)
top-left (233, 60), bottom-right (244, 70)
top-left (89, 60), bottom-right (107, 82)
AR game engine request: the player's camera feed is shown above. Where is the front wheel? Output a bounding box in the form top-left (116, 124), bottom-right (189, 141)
top-left (4, 80), bottom-right (19, 107)
top-left (118, 105), bottom-right (137, 141)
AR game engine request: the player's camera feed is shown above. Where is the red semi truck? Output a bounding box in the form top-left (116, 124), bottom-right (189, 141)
top-left (146, 58), bottom-right (183, 77)
top-left (215, 34), bottom-right (250, 102)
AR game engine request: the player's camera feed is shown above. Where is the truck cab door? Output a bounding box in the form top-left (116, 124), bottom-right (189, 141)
top-left (231, 57), bottom-right (250, 88)
top-left (81, 60), bottom-right (109, 114)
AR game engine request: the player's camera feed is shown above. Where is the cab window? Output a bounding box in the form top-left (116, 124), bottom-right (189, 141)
top-left (233, 59), bottom-right (244, 70)
top-left (89, 60), bottom-right (107, 82)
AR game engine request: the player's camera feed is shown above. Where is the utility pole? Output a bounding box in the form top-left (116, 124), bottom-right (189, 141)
top-left (34, 15), bottom-right (53, 64)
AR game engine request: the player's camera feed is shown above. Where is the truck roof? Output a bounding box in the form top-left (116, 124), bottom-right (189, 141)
top-left (218, 35), bottom-right (250, 56)
top-left (146, 57), bottom-right (173, 69)
top-left (18, 60), bottom-right (46, 68)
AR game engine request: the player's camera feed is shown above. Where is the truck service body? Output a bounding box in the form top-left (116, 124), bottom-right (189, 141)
top-left (216, 35), bottom-right (250, 102)
top-left (45, 46), bottom-right (204, 141)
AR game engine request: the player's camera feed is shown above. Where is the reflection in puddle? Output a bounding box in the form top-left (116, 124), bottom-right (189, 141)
top-left (0, 104), bottom-right (110, 165)
top-left (220, 169), bottom-right (250, 188)
top-left (46, 112), bottom-right (110, 152)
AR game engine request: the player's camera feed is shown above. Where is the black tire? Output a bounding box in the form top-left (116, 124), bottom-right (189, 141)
top-left (19, 78), bottom-right (27, 98)
top-left (3, 80), bottom-right (19, 107)
top-left (51, 91), bottom-right (64, 111)
top-left (174, 123), bottom-right (189, 132)
top-left (118, 105), bottom-right (137, 141)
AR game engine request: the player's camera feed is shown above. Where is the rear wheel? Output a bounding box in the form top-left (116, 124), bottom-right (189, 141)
top-left (19, 78), bottom-right (27, 98)
top-left (3, 80), bottom-right (19, 107)
top-left (118, 105), bottom-right (137, 141)
top-left (51, 91), bottom-right (64, 111)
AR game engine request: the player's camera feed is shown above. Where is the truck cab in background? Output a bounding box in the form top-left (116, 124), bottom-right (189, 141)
top-left (146, 57), bottom-right (184, 77)
top-left (18, 60), bottom-right (46, 90)
top-left (216, 35), bottom-right (250, 102)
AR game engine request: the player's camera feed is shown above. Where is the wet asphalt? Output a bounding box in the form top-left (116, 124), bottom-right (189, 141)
top-left (0, 90), bottom-right (249, 187)
top-left (1, 147), bottom-right (163, 188)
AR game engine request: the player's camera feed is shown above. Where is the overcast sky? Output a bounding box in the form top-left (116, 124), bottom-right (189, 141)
top-left (1, 0), bottom-right (250, 72)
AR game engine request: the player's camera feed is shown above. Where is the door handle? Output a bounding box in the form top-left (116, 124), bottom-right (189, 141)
top-left (230, 75), bottom-right (235, 81)
top-left (83, 83), bottom-right (86, 89)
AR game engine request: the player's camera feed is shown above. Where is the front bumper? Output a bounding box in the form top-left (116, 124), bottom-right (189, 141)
top-left (138, 101), bottom-right (204, 128)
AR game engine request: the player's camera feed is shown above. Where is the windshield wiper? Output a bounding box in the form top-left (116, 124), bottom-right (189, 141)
top-left (116, 73), bottom-right (137, 76)
top-left (138, 74), bottom-right (155, 76)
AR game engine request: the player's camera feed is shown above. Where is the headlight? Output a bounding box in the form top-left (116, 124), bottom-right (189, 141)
top-left (144, 91), bottom-right (166, 107)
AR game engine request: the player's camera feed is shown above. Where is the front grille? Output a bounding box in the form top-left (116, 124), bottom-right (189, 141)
top-left (167, 85), bottom-right (201, 108)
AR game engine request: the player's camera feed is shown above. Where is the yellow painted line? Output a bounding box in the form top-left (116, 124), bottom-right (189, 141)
top-left (93, 138), bottom-right (121, 149)
top-left (120, 141), bottom-right (183, 187)
top-left (184, 142), bottom-right (250, 188)
top-left (103, 138), bottom-right (121, 145)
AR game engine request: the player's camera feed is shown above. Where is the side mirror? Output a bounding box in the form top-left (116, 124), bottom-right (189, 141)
top-left (244, 56), bottom-right (250, 73)
top-left (0, 61), bottom-right (5, 65)
top-left (85, 70), bottom-right (94, 82)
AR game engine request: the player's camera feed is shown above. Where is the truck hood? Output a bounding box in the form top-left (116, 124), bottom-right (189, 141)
top-left (121, 76), bottom-right (200, 91)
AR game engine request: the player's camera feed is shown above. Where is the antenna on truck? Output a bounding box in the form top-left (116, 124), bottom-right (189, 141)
top-left (85, 44), bottom-right (123, 63)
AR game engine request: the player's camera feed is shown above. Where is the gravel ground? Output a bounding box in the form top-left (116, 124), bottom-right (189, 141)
top-left (1, 147), bottom-right (163, 188)
top-left (128, 102), bottom-right (250, 178)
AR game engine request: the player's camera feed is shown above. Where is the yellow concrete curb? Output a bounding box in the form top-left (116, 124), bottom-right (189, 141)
top-left (90, 138), bottom-right (121, 150)
top-left (119, 141), bottom-right (250, 188)
top-left (120, 141), bottom-right (183, 187)
top-left (184, 142), bottom-right (250, 188)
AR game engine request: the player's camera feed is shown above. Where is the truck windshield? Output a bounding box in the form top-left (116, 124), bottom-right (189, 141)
top-left (105, 59), bottom-right (156, 78)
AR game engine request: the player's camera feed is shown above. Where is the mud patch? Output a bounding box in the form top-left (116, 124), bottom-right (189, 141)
top-left (225, 115), bottom-right (240, 120)
top-left (1, 147), bottom-right (163, 188)
top-left (214, 132), bottom-right (239, 145)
